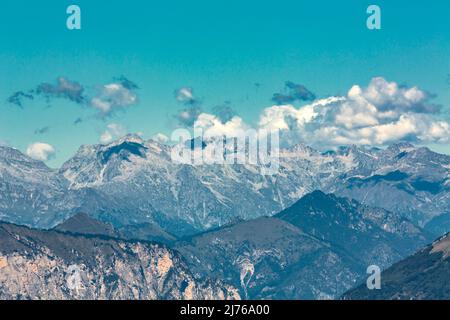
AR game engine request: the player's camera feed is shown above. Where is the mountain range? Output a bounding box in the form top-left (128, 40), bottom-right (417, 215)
top-left (1, 136), bottom-right (449, 239)
top-left (0, 137), bottom-right (449, 299)
top-left (175, 191), bottom-right (432, 299)
top-left (0, 191), bottom-right (446, 300)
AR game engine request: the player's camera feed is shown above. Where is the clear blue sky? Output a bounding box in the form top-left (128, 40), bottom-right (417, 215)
top-left (0, 0), bottom-right (449, 167)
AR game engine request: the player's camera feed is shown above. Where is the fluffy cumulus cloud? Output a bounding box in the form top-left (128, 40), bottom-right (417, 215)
top-left (26, 142), bottom-right (56, 161)
top-left (194, 113), bottom-right (250, 139)
top-left (152, 133), bottom-right (170, 143)
top-left (91, 83), bottom-right (138, 117)
top-left (91, 76), bottom-right (139, 117)
top-left (100, 123), bottom-right (127, 144)
top-left (7, 76), bottom-right (139, 118)
top-left (192, 77), bottom-right (450, 149)
top-left (260, 77), bottom-right (449, 147)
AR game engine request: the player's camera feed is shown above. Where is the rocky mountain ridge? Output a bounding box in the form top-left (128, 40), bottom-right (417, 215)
top-left (0, 137), bottom-right (448, 238)
top-left (0, 220), bottom-right (239, 300)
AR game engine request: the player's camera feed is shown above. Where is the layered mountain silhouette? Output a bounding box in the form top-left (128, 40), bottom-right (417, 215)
top-left (54, 212), bottom-right (119, 237)
top-left (176, 191), bottom-right (431, 299)
top-left (54, 212), bottom-right (177, 244)
top-left (0, 137), bottom-right (449, 300)
top-left (276, 191), bottom-right (431, 267)
top-left (0, 191), bottom-right (442, 300)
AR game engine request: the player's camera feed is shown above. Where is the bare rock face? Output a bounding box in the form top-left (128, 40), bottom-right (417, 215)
top-left (176, 217), bottom-right (364, 300)
top-left (0, 222), bottom-right (240, 300)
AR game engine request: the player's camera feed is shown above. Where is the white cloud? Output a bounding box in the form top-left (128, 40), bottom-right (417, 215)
top-left (175, 87), bottom-right (196, 104)
top-left (152, 133), bottom-right (169, 143)
top-left (256, 77), bottom-right (450, 148)
top-left (349, 77), bottom-right (439, 114)
top-left (91, 82), bottom-right (138, 116)
top-left (100, 123), bottom-right (127, 144)
top-left (191, 77), bottom-right (450, 149)
top-left (26, 142), bottom-right (56, 161)
top-left (194, 113), bottom-right (250, 138)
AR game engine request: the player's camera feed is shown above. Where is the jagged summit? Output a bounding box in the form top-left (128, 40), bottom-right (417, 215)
top-left (109, 133), bottom-right (144, 145)
top-left (386, 141), bottom-right (415, 152)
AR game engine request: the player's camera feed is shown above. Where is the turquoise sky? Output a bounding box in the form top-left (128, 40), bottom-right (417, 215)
top-left (0, 0), bottom-right (449, 167)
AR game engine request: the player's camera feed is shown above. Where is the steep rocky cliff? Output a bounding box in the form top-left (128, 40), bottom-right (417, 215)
top-left (0, 221), bottom-right (240, 300)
